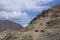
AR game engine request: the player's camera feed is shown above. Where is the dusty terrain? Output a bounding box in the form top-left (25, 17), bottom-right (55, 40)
top-left (0, 5), bottom-right (60, 40)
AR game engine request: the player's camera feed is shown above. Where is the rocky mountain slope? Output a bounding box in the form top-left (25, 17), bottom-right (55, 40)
top-left (23, 5), bottom-right (60, 32)
top-left (0, 20), bottom-right (23, 31)
top-left (0, 5), bottom-right (60, 40)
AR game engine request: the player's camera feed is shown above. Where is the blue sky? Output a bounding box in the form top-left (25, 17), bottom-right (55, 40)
top-left (0, 0), bottom-right (60, 27)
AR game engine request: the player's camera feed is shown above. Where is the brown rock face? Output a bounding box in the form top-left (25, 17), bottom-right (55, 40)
top-left (0, 33), bottom-right (9, 40)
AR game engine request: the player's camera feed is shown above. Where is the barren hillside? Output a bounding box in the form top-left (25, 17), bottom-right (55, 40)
top-left (0, 5), bottom-right (60, 40)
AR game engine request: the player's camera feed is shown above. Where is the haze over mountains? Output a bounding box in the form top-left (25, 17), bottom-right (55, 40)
top-left (0, 5), bottom-right (60, 40)
top-left (0, 20), bottom-right (23, 31)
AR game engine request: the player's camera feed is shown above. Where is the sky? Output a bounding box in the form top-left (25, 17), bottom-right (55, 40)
top-left (0, 0), bottom-right (60, 27)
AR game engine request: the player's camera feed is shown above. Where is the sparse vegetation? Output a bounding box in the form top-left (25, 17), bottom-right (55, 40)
top-left (0, 5), bottom-right (60, 40)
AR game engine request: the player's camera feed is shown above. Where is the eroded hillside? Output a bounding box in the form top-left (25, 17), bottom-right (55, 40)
top-left (23, 5), bottom-right (60, 32)
top-left (0, 5), bottom-right (60, 40)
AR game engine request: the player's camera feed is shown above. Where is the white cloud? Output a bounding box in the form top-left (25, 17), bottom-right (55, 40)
top-left (0, 11), bottom-right (29, 21)
top-left (0, 0), bottom-right (54, 20)
top-left (23, 24), bottom-right (28, 27)
top-left (0, 0), bottom-right (54, 11)
top-left (0, 0), bottom-right (54, 26)
top-left (34, 0), bottom-right (54, 3)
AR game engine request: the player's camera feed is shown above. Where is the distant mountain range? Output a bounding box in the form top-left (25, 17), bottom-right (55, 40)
top-left (0, 20), bottom-right (23, 31)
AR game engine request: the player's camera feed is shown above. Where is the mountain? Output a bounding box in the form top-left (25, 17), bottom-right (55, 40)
top-left (0, 5), bottom-right (60, 40)
top-left (19, 5), bottom-right (60, 40)
top-left (22, 5), bottom-right (60, 32)
top-left (0, 20), bottom-right (23, 31)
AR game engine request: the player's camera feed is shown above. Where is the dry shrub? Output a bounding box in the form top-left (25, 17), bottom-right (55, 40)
top-left (40, 29), bottom-right (45, 32)
top-left (35, 29), bottom-right (39, 32)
